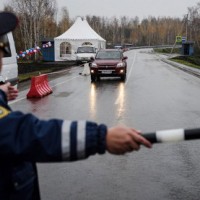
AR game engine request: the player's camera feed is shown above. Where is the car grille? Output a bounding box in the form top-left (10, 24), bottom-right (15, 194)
top-left (98, 65), bottom-right (116, 69)
top-left (97, 65), bottom-right (117, 74)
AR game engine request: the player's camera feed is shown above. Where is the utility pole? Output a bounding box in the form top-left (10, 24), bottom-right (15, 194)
top-left (170, 14), bottom-right (188, 54)
top-left (185, 14), bottom-right (188, 41)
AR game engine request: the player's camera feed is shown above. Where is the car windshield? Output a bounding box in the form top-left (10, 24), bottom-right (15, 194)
top-left (77, 47), bottom-right (95, 53)
top-left (96, 51), bottom-right (121, 60)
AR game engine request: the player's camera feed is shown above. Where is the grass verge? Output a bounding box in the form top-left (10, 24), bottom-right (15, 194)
top-left (170, 56), bottom-right (200, 70)
top-left (19, 69), bottom-right (56, 82)
top-left (18, 61), bottom-right (75, 82)
top-left (154, 48), bottom-right (200, 69)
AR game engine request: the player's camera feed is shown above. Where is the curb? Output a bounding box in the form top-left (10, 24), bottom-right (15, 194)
top-left (161, 58), bottom-right (200, 78)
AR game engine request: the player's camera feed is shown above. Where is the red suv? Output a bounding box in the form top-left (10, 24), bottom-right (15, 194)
top-left (90, 49), bottom-right (128, 82)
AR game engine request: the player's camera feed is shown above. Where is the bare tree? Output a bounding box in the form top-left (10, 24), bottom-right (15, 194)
top-left (11, 0), bottom-right (57, 50)
top-left (188, 2), bottom-right (200, 49)
top-left (57, 7), bottom-right (71, 35)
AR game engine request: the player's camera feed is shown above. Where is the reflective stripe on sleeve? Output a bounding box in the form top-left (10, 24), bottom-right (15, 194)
top-left (77, 121), bottom-right (86, 159)
top-left (61, 120), bottom-right (86, 161)
top-left (61, 120), bottom-right (71, 160)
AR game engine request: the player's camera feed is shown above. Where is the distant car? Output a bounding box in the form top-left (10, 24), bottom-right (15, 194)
top-left (75, 45), bottom-right (97, 64)
top-left (114, 45), bottom-right (123, 50)
top-left (90, 49), bottom-right (128, 82)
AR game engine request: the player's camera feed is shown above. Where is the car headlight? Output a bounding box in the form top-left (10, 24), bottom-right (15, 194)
top-left (117, 62), bottom-right (125, 67)
top-left (91, 63), bottom-right (97, 67)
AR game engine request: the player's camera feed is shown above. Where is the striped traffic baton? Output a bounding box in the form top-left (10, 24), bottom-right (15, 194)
top-left (142, 128), bottom-right (200, 143)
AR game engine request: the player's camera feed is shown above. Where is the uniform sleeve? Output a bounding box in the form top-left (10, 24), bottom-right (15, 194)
top-left (0, 111), bottom-right (107, 162)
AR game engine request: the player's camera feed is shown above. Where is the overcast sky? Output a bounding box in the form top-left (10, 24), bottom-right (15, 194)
top-left (56, 0), bottom-right (199, 20)
top-left (1, 0), bottom-right (199, 20)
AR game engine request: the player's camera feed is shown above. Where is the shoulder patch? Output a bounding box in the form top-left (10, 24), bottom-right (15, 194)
top-left (0, 106), bottom-right (10, 119)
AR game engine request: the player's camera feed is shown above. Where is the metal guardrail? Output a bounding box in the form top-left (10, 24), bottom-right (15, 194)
top-left (128, 45), bottom-right (181, 50)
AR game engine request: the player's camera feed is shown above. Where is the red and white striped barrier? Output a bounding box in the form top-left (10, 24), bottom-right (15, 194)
top-left (142, 128), bottom-right (200, 143)
top-left (27, 74), bottom-right (52, 98)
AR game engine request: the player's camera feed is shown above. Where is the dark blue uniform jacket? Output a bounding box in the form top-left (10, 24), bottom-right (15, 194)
top-left (0, 90), bottom-right (107, 200)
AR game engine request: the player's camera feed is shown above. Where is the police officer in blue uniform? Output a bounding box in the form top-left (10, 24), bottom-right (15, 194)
top-left (0, 12), bottom-right (152, 200)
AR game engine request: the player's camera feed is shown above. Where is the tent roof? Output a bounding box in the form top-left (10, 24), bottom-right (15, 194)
top-left (55, 17), bottom-right (106, 41)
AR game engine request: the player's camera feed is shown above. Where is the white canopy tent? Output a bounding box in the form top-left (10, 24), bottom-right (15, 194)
top-left (54, 17), bottom-right (106, 61)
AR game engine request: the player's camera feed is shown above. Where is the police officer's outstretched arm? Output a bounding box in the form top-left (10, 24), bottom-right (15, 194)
top-left (0, 110), bottom-right (152, 161)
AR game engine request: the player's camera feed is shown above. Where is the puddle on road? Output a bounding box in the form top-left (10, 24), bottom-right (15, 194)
top-left (53, 91), bottom-right (72, 97)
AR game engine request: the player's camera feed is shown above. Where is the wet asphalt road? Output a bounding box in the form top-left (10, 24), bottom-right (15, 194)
top-left (11, 49), bottom-right (200, 200)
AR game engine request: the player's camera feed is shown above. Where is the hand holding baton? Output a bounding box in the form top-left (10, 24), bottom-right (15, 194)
top-left (142, 128), bottom-right (200, 144)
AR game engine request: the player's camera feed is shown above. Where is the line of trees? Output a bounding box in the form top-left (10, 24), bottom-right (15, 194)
top-left (86, 16), bottom-right (183, 47)
top-left (3, 0), bottom-right (200, 55)
top-left (188, 2), bottom-right (200, 50)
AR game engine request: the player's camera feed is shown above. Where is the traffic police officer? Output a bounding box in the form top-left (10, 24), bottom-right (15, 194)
top-left (0, 12), bottom-right (152, 200)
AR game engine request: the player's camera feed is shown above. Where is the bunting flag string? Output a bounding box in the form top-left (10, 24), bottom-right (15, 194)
top-left (17, 41), bottom-right (52, 59)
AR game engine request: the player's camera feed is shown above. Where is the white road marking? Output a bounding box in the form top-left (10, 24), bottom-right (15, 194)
top-left (51, 76), bottom-right (79, 87)
top-left (115, 52), bottom-right (137, 105)
top-left (125, 52), bottom-right (136, 85)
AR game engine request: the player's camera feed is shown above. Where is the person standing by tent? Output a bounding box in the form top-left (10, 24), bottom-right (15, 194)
top-left (0, 12), bottom-right (152, 200)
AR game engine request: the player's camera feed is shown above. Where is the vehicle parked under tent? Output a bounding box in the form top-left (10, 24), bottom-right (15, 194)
top-left (54, 17), bottom-right (106, 62)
